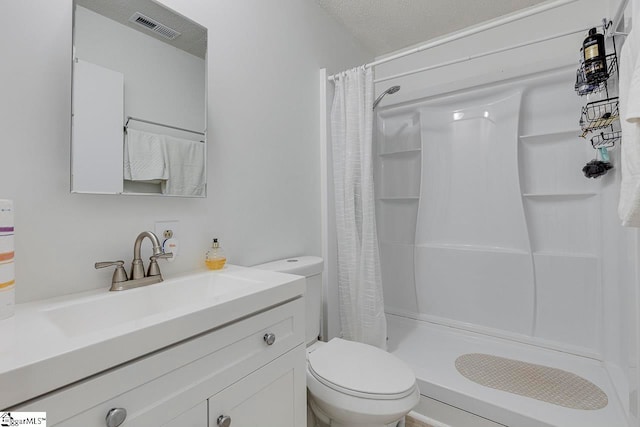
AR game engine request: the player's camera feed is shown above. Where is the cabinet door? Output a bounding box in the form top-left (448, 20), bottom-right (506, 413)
top-left (208, 345), bottom-right (306, 427)
top-left (161, 401), bottom-right (207, 427)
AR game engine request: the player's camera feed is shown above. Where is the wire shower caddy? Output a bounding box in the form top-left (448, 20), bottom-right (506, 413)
top-left (577, 21), bottom-right (621, 151)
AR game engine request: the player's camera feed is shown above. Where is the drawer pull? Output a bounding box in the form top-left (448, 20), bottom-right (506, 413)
top-left (217, 415), bottom-right (232, 427)
top-left (263, 332), bottom-right (276, 345)
top-left (105, 408), bottom-right (127, 427)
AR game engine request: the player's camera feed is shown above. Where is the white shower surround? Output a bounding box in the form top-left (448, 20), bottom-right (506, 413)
top-left (375, 65), bottom-right (623, 352)
top-left (376, 65), bottom-right (633, 424)
top-left (374, 64), bottom-right (635, 426)
top-left (367, 1), bottom-right (638, 423)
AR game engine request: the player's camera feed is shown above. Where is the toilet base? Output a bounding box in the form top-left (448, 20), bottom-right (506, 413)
top-left (313, 417), bottom-right (403, 427)
top-left (308, 393), bottom-right (404, 427)
top-left (312, 417), bottom-right (402, 427)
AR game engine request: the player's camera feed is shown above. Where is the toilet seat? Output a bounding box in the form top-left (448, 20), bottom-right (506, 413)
top-left (307, 338), bottom-right (417, 400)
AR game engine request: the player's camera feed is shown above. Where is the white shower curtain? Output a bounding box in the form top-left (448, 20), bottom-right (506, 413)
top-left (330, 66), bottom-right (387, 349)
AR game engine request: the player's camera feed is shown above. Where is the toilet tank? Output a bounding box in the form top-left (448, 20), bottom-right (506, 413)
top-left (253, 256), bottom-right (324, 345)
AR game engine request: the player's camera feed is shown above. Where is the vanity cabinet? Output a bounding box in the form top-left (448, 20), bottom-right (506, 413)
top-left (208, 346), bottom-right (306, 427)
top-left (14, 298), bottom-right (306, 427)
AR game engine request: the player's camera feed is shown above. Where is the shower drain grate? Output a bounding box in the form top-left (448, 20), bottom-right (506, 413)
top-left (455, 353), bottom-right (608, 410)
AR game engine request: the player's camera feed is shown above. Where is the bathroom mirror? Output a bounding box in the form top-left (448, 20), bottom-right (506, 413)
top-left (71, 0), bottom-right (207, 197)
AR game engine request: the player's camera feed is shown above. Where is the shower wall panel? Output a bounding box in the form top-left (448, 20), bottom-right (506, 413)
top-left (415, 246), bottom-right (534, 334)
top-left (414, 91), bottom-right (534, 336)
top-left (376, 68), bottom-right (616, 356)
top-left (375, 110), bottom-right (422, 315)
top-left (415, 93), bottom-right (527, 250)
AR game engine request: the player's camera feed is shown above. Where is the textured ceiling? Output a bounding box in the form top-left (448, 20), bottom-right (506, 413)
top-left (315, 0), bottom-right (549, 56)
top-left (76, 0), bottom-right (206, 59)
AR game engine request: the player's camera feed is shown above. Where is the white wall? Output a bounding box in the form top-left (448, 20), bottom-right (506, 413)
top-left (0, 0), bottom-right (372, 303)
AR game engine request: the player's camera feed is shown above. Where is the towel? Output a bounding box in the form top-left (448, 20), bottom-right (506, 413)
top-left (619, 11), bottom-right (640, 226)
top-left (123, 129), bottom-right (169, 181)
top-left (161, 136), bottom-right (206, 196)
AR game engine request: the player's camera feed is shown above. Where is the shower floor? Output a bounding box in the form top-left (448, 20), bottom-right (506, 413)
top-left (387, 314), bottom-right (628, 427)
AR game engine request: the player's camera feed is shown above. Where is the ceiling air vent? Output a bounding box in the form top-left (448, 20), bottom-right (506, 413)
top-left (128, 12), bottom-right (181, 40)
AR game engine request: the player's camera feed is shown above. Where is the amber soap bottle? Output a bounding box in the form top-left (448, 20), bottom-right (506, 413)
top-left (205, 238), bottom-right (226, 270)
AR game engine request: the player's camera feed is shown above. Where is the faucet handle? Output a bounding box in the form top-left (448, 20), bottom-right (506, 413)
top-left (95, 260), bottom-right (128, 284)
top-left (95, 260), bottom-right (125, 269)
top-left (150, 253), bottom-right (173, 261)
top-left (147, 253), bottom-right (173, 277)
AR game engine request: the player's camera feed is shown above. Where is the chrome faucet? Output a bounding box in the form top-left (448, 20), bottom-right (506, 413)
top-left (131, 231), bottom-right (162, 279)
top-left (95, 231), bottom-right (173, 291)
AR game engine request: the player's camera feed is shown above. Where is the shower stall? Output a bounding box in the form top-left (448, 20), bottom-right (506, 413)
top-left (321, 1), bottom-right (638, 426)
top-left (374, 65), bottom-right (634, 427)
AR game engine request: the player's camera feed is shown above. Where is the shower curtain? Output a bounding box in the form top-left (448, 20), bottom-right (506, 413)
top-left (330, 67), bottom-right (387, 349)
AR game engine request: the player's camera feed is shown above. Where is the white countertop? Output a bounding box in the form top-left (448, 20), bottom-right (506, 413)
top-left (0, 265), bottom-right (304, 409)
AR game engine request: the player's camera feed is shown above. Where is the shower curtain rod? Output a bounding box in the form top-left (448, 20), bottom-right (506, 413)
top-left (374, 27), bottom-right (591, 84)
top-left (611, 0), bottom-right (631, 36)
top-left (327, 0), bottom-right (578, 82)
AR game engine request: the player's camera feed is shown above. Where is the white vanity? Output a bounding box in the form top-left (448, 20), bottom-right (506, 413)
top-left (0, 266), bottom-right (306, 427)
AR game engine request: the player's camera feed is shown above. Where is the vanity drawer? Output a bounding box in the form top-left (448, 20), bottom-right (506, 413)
top-left (15, 297), bottom-right (305, 426)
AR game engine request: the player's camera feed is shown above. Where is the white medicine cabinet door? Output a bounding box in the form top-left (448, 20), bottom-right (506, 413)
top-left (208, 346), bottom-right (306, 427)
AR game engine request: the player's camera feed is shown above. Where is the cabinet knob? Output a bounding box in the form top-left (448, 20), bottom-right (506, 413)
top-left (263, 332), bottom-right (276, 345)
top-left (105, 408), bottom-right (127, 427)
top-left (217, 415), bottom-right (232, 427)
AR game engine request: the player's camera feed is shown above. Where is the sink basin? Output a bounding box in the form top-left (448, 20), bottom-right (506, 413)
top-left (44, 271), bottom-right (258, 337)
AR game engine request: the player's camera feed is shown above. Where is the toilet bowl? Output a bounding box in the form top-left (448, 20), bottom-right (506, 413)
top-left (307, 338), bottom-right (419, 427)
top-left (254, 256), bottom-right (420, 427)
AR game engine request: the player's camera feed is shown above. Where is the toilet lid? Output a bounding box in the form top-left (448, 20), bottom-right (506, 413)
top-left (308, 338), bottom-right (417, 399)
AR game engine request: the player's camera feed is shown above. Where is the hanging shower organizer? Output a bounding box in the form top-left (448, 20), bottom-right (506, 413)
top-left (575, 53), bottom-right (618, 97)
top-left (579, 97), bottom-right (619, 138)
top-left (576, 20), bottom-right (622, 177)
top-left (590, 130), bottom-right (621, 149)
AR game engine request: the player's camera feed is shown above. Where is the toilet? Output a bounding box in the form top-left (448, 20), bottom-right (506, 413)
top-left (254, 256), bottom-right (420, 427)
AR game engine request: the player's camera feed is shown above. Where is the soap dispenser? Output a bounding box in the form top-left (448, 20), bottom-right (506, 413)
top-left (205, 238), bottom-right (226, 270)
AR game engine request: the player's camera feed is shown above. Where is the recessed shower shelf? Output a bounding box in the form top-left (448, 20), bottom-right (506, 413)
top-left (533, 251), bottom-right (598, 259)
top-left (378, 149), bottom-right (422, 157)
top-left (380, 240), bottom-right (416, 247)
top-left (415, 243), bottom-right (529, 255)
top-left (519, 129), bottom-right (582, 143)
top-left (378, 196), bottom-right (419, 201)
top-left (523, 192), bottom-right (598, 198)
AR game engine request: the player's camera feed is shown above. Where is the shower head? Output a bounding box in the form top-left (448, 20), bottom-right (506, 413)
top-left (373, 85), bottom-right (401, 110)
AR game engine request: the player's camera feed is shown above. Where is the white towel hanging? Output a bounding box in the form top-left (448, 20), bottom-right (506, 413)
top-left (123, 129), bottom-right (169, 182)
top-left (618, 6), bottom-right (640, 226)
